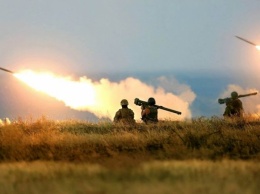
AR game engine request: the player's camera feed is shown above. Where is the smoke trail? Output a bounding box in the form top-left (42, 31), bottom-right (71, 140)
top-left (15, 70), bottom-right (196, 121)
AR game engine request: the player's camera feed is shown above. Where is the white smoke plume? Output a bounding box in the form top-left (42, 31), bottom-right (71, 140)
top-left (92, 76), bottom-right (196, 121)
top-left (219, 84), bottom-right (259, 115)
top-left (15, 70), bottom-right (196, 121)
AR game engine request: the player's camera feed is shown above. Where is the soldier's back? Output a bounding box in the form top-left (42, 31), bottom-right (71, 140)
top-left (116, 108), bottom-right (135, 124)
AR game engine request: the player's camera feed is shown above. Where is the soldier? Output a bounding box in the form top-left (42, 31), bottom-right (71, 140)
top-left (223, 91), bottom-right (244, 118)
top-left (141, 97), bottom-right (158, 124)
top-left (114, 99), bottom-right (135, 124)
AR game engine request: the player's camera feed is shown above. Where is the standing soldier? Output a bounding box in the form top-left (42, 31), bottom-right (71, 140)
top-left (141, 97), bottom-right (158, 124)
top-left (114, 99), bottom-right (135, 124)
top-left (223, 91), bottom-right (244, 118)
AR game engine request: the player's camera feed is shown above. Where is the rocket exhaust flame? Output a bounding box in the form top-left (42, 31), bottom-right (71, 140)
top-left (14, 70), bottom-right (96, 109)
top-left (1, 68), bottom-right (194, 120)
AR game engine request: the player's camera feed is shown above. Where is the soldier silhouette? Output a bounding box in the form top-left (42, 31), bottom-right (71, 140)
top-left (114, 99), bottom-right (135, 124)
top-left (223, 91), bottom-right (244, 118)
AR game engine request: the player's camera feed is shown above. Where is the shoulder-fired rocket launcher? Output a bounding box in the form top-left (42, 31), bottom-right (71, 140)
top-left (218, 92), bottom-right (257, 105)
top-left (134, 98), bottom-right (182, 115)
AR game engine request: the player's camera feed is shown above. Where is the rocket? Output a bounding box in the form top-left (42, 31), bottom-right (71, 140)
top-left (235, 36), bottom-right (257, 46)
top-left (0, 67), bottom-right (14, 74)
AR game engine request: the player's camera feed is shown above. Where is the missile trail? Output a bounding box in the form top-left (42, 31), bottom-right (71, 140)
top-left (235, 36), bottom-right (256, 46)
top-left (0, 67), bottom-right (14, 74)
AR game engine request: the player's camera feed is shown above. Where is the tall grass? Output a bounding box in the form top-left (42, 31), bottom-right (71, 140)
top-left (0, 160), bottom-right (259, 194)
top-left (1, 116), bottom-right (260, 163)
top-left (1, 116), bottom-right (260, 193)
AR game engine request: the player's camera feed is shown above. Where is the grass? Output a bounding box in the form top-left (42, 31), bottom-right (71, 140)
top-left (0, 116), bottom-right (260, 193)
top-left (0, 160), bottom-right (259, 194)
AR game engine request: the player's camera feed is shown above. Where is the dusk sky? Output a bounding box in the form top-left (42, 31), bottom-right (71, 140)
top-left (1, 1), bottom-right (260, 121)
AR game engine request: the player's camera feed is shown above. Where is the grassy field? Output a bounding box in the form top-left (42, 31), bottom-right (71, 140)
top-left (0, 116), bottom-right (260, 194)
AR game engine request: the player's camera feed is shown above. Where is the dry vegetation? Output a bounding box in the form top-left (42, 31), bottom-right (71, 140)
top-left (1, 116), bottom-right (260, 163)
top-left (0, 116), bottom-right (260, 193)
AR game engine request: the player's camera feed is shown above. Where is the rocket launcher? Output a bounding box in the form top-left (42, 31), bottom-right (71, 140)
top-left (218, 92), bottom-right (257, 104)
top-left (134, 98), bottom-right (181, 115)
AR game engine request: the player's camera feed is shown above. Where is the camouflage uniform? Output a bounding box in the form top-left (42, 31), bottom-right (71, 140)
top-left (114, 99), bottom-right (135, 124)
top-left (223, 91), bottom-right (244, 117)
top-left (141, 97), bottom-right (158, 124)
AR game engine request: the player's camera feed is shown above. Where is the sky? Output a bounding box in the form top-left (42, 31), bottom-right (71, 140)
top-left (0, 0), bottom-right (260, 122)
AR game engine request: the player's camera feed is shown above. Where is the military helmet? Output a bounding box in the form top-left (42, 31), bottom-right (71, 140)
top-left (231, 91), bottom-right (238, 99)
top-left (148, 97), bottom-right (156, 105)
top-left (120, 99), bottom-right (129, 106)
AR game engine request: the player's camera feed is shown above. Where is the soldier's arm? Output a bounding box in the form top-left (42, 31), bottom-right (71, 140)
top-left (113, 110), bottom-right (121, 122)
top-left (141, 108), bottom-right (150, 117)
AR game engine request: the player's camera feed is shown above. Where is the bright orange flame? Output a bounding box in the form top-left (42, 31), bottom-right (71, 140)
top-left (14, 70), bottom-right (96, 109)
top-left (256, 46), bottom-right (260, 50)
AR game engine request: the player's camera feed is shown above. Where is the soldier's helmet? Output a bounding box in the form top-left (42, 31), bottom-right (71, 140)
top-left (231, 91), bottom-right (238, 99)
top-left (121, 99), bottom-right (129, 106)
top-left (148, 97), bottom-right (156, 105)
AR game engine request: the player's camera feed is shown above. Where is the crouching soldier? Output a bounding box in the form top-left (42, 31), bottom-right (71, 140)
top-left (141, 97), bottom-right (158, 124)
top-left (223, 91), bottom-right (244, 118)
top-left (114, 99), bottom-right (135, 125)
